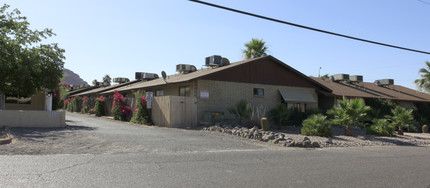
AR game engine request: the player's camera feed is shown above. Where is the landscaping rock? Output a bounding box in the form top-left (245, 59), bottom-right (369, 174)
top-left (278, 140), bottom-right (287, 146)
top-left (303, 140), bottom-right (312, 148)
top-left (312, 142), bottom-right (320, 148)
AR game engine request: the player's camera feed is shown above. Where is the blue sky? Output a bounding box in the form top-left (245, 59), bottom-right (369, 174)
top-left (4, 0), bottom-right (430, 89)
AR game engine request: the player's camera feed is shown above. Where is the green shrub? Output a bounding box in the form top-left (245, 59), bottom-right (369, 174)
top-left (364, 98), bottom-right (397, 119)
top-left (268, 104), bottom-right (289, 129)
top-left (301, 114), bottom-right (332, 137)
top-left (80, 96), bottom-right (90, 113)
top-left (367, 119), bottom-right (395, 137)
top-left (285, 107), bottom-right (307, 126)
top-left (391, 106), bottom-right (415, 135)
top-left (112, 90), bottom-right (131, 121)
top-left (413, 102), bottom-right (430, 126)
top-left (131, 90), bottom-right (151, 124)
top-left (94, 96), bottom-right (105, 117)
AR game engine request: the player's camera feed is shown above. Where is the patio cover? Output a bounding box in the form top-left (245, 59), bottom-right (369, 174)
top-left (279, 88), bottom-right (317, 103)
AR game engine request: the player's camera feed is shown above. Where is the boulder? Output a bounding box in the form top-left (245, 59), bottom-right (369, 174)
top-left (303, 140), bottom-right (312, 148)
top-left (312, 142), bottom-right (320, 148)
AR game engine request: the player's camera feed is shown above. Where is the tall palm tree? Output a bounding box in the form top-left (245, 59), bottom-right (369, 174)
top-left (414, 61), bottom-right (430, 93)
top-left (327, 97), bottom-right (371, 136)
top-left (242, 38), bottom-right (268, 59)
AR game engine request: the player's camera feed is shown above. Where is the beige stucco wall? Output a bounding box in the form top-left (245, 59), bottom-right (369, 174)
top-left (196, 80), bottom-right (318, 121)
top-left (0, 110), bottom-right (66, 127)
top-left (5, 91), bottom-right (46, 111)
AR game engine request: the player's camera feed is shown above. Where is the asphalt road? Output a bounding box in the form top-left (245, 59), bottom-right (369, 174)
top-left (1, 113), bottom-right (430, 187)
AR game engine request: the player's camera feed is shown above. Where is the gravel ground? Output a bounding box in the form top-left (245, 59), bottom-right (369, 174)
top-left (202, 125), bottom-right (430, 147)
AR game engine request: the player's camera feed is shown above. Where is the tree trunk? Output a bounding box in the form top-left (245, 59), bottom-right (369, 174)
top-left (398, 127), bottom-right (404, 135)
top-left (345, 125), bottom-right (353, 136)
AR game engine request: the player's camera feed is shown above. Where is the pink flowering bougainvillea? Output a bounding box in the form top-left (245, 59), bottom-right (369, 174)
top-left (80, 96), bottom-right (90, 114)
top-left (94, 96), bottom-right (105, 117)
top-left (131, 90), bottom-right (151, 124)
top-left (112, 90), bottom-right (131, 121)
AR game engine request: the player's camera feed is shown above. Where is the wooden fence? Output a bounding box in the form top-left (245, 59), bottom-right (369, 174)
top-left (151, 96), bottom-right (197, 128)
top-left (85, 96), bottom-right (197, 128)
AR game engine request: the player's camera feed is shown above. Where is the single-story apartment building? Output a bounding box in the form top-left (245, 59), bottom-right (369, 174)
top-left (98, 55), bottom-right (332, 127)
top-left (311, 76), bottom-right (430, 111)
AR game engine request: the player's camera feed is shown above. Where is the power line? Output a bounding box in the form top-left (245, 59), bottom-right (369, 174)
top-left (418, 0), bottom-right (430, 5)
top-left (189, 0), bottom-right (430, 55)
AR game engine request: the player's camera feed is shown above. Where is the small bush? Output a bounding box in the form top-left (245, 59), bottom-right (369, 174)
top-left (112, 90), bottom-right (131, 121)
top-left (94, 96), bottom-right (105, 117)
top-left (131, 90), bottom-right (151, 124)
top-left (367, 119), bottom-right (395, 137)
top-left (286, 107), bottom-right (307, 126)
top-left (268, 104), bottom-right (289, 129)
top-left (80, 96), bottom-right (90, 113)
top-left (301, 114), bottom-right (332, 137)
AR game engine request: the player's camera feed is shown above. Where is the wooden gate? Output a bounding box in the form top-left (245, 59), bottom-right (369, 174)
top-left (152, 96), bottom-right (197, 128)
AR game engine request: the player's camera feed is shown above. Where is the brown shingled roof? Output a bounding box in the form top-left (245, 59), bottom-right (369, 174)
top-left (311, 77), bottom-right (430, 102)
top-left (100, 56), bottom-right (331, 95)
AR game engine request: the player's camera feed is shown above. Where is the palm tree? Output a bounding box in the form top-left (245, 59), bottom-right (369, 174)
top-left (102, 74), bottom-right (111, 86)
top-left (327, 97), bottom-right (371, 136)
top-left (242, 38), bottom-right (268, 59)
top-left (414, 61), bottom-right (430, 93)
top-left (390, 106), bottom-right (415, 135)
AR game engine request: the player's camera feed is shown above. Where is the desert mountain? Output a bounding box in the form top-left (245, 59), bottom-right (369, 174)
top-left (62, 68), bottom-right (88, 85)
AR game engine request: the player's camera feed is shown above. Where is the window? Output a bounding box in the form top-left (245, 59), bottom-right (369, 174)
top-left (253, 88), bottom-right (264, 96)
top-left (155, 90), bottom-right (164, 96)
top-left (6, 96), bottom-right (32, 104)
top-left (179, 86), bottom-right (190, 96)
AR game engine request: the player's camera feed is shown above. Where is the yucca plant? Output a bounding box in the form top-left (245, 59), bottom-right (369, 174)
top-left (327, 97), bottom-right (371, 136)
top-left (390, 106), bottom-right (415, 135)
top-left (301, 114), bottom-right (332, 137)
top-left (227, 100), bottom-right (253, 126)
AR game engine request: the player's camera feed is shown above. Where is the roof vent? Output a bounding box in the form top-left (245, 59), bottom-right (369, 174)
top-left (205, 55), bottom-right (230, 67)
top-left (176, 64), bottom-right (197, 74)
top-left (113, 77), bottom-right (130, 84)
top-left (135, 72), bottom-right (159, 80)
top-left (350, 75), bottom-right (363, 82)
top-left (331, 74), bottom-right (350, 82)
top-left (374, 79), bottom-right (394, 86)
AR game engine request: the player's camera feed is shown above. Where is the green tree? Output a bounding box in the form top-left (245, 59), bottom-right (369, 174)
top-left (414, 61), bottom-right (430, 93)
top-left (0, 4), bottom-right (65, 102)
top-left (102, 74), bottom-right (111, 86)
top-left (242, 38), bottom-right (268, 59)
top-left (327, 97), bottom-right (371, 136)
top-left (390, 106), bottom-right (415, 135)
